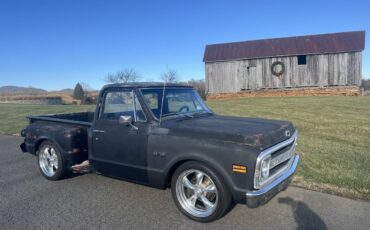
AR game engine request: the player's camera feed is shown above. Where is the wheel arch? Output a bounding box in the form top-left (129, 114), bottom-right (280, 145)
top-left (165, 159), bottom-right (189, 187)
top-left (34, 138), bottom-right (48, 155)
top-left (34, 137), bottom-right (63, 156)
top-left (165, 155), bottom-right (235, 198)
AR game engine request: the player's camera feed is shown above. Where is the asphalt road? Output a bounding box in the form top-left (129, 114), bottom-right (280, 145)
top-left (0, 134), bottom-right (369, 230)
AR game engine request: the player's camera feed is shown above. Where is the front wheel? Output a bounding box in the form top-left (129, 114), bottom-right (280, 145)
top-left (171, 161), bottom-right (233, 222)
top-left (37, 141), bottom-right (68, 180)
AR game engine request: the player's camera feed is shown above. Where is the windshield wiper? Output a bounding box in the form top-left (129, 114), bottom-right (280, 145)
top-left (161, 113), bottom-right (177, 117)
top-left (162, 111), bottom-right (212, 121)
top-left (190, 111), bottom-right (213, 117)
top-left (162, 113), bottom-right (193, 118)
top-left (175, 111), bottom-right (213, 122)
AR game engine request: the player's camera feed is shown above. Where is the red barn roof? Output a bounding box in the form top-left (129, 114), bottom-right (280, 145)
top-left (203, 31), bottom-right (365, 62)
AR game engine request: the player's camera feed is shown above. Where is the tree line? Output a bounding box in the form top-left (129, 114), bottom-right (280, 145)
top-left (102, 67), bottom-right (206, 99)
top-left (73, 67), bottom-right (206, 104)
top-left (103, 67), bottom-right (180, 84)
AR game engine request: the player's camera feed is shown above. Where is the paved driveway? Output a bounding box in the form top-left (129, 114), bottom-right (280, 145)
top-left (0, 134), bottom-right (369, 229)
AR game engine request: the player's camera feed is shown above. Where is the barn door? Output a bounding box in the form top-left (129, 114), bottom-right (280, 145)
top-left (245, 67), bottom-right (257, 90)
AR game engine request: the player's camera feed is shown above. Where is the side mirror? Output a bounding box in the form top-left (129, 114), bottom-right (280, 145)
top-left (119, 115), bottom-right (138, 130)
top-left (119, 115), bottom-right (133, 125)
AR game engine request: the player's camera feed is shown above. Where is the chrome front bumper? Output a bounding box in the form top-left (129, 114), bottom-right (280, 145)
top-left (246, 154), bottom-right (299, 208)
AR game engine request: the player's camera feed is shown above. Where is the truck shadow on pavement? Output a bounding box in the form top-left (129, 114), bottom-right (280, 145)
top-left (278, 197), bottom-right (327, 230)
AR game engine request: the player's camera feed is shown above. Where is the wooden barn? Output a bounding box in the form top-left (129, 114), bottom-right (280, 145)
top-left (203, 31), bottom-right (365, 98)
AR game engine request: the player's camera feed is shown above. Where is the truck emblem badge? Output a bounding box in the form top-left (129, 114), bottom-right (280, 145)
top-left (153, 151), bottom-right (166, 158)
top-left (285, 130), bottom-right (291, 137)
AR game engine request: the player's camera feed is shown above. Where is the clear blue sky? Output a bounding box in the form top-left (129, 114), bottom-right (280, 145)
top-left (0, 0), bottom-right (369, 90)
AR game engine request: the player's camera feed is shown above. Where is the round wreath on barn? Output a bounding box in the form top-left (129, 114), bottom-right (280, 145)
top-left (271, 61), bottom-right (285, 76)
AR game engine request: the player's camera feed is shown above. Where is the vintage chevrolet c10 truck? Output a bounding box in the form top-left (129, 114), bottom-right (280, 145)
top-left (20, 83), bottom-right (299, 222)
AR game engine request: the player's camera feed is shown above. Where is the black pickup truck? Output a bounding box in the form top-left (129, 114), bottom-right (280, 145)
top-left (20, 83), bottom-right (299, 222)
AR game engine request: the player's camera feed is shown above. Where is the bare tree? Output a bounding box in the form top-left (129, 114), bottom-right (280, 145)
top-left (104, 68), bottom-right (141, 83)
top-left (160, 68), bottom-right (179, 83)
top-left (79, 82), bottom-right (93, 92)
top-left (187, 79), bottom-right (206, 99)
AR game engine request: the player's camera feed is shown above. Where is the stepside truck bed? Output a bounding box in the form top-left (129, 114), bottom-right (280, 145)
top-left (21, 112), bottom-right (94, 167)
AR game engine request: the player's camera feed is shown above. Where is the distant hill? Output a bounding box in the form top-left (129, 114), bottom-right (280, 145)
top-left (0, 86), bottom-right (47, 94)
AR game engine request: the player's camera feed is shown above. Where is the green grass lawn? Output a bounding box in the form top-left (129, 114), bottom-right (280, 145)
top-left (208, 96), bottom-right (370, 200)
top-left (0, 97), bottom-right (369, 200)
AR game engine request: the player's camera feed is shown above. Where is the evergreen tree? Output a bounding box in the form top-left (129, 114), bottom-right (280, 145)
top-left (73, 83), bottom-right (84, 100)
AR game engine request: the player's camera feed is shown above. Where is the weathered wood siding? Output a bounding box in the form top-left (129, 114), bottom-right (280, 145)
top-left (205, 52), bottom-right (362, 94)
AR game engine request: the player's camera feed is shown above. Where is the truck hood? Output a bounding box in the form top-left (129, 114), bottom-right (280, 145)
top-left (163, 115), bottom-right (295, 150)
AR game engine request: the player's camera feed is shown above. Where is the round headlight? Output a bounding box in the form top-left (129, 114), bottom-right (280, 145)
top-left (261, 156), bottom-right (271, 179)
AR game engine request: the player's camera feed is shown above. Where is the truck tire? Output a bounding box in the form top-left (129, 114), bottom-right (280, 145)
top-left (37, 140), bottom-right (68, 180)
top-left (171, 161), bottom-right (233, 222)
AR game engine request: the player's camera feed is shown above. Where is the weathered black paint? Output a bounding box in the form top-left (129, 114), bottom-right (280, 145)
top-left (21, 83), bottom-right (295, 204)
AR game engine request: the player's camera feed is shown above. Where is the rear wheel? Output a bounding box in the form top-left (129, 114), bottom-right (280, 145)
top-left (37, 141), bottom-right (68, 180)
top-left (171, 161), bottom-right (232, 222)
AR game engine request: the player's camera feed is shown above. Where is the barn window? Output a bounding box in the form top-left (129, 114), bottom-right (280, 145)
top-left (297, 55), bottom-right (307, 65)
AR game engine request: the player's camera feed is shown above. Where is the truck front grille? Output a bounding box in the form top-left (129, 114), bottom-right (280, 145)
top-left (254, 131), bottom-right (297, 189)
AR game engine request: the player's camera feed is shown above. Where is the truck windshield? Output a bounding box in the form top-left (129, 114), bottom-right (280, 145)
top-left (140, 88), bottom-right (212, 119)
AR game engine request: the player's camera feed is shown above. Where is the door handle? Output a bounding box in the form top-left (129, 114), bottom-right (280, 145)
top-left (93, 129), bottom-right (105, 133)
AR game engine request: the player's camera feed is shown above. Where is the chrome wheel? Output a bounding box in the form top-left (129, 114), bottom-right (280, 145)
top-left (176, 169), bottom-right (218, 218)
top-left (39, 146), bottom-right (59, 177)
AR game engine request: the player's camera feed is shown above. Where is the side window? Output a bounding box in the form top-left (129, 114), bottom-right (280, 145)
top-left (143, 92), bottom-right (159, 110)
top-left (101, 90), bottom-right (146, 122)
top-left (167, 92), bottom-right (199, 113)
top-left (101, 91), bottom-right (134, 120)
